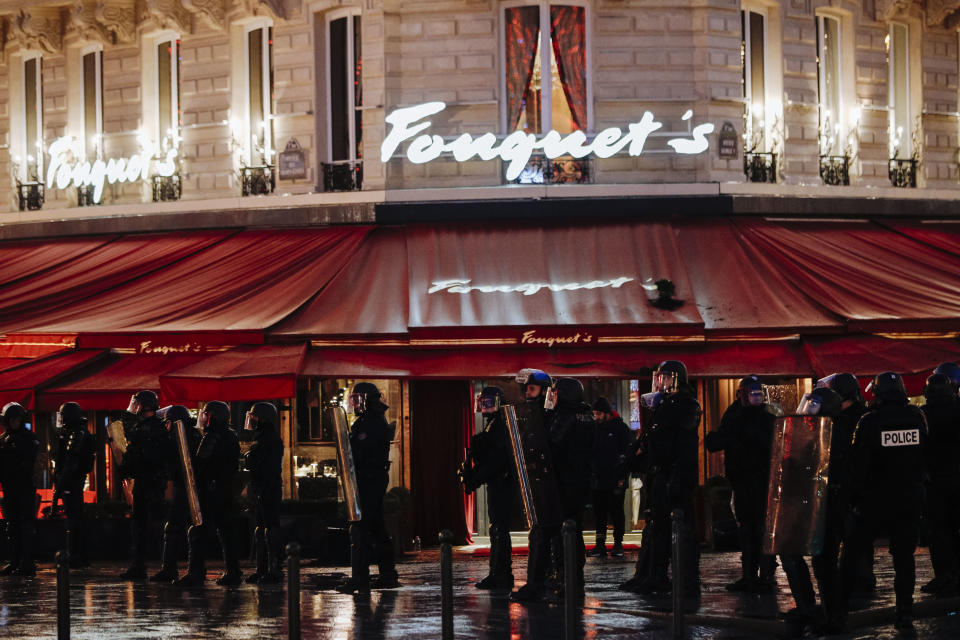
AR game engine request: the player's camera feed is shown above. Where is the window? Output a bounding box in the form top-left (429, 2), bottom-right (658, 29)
top-left (502, 2), bottom-right (589, 134)
top-left (816, 15), bottom-right (842, 149)
top-left (742, 9), bottom-right (766, 151)
top-left (246, 25), bottom-right (274, 166)
top-left (81, 49), bottom-right (103, 162)
top-left (327, 12), bottom-right (362, 163)
top-left (17, 54), bottom-right (43, 182)
top-left (155, 38), bottom-right (181, 151)
top-left (889, 22), bottom-right (910, 158)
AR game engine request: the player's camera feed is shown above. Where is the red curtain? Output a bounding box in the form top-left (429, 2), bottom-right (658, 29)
top-left (505, 6), bottom-right (540, 131)
top-left (410, 380), bottom-right (475, 544)
top-left (550, 5), bottom-right (587, 131)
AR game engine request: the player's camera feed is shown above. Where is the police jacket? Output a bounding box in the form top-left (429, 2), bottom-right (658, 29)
top-left (646, 389), bottom-right (702, 494)
top-left (592, 415), bottom-right (633, 491)
top-left (705, 402), bottom-right (774, 489)
top-left (351, 405), bottom-right (392, 493)
top-left (53, 425), bottom-right (96, 490)
top-left (0, 427), bottom-right (38, 493)
top-left (120, 414), bottom-right (169, 491)
top-left (469, 413), bottom-right (513, 489)
top-left (850, 400), bottom-right (927, 504)
top-left (167, 422), bottom-right (202, 490)
top-left (195, 424), bottom-right (240, 499)
top-left (547, 402), bottom-right (594, 505)
top-left (922, 398), bottom-right (960, 486)
top-left (828, 402), bottom-right (865, 491)
top-left (244, 426), bottom-right (283, 497)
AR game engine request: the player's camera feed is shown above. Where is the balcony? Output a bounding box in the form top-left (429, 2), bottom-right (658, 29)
top-left (321, 160), bottom-right (363, 192)
top-left (508, 155), bottom-right (593, 185)
top-left (152, 173), bottom-right (182, 202)
top-left (744, 152), bottom-right (778, 183)
top-left (240, 165), bottom-right (276, 196)
top-left (819, 155), bottom-right (850, 186)
top-left (16, 181), bottom-right (44, 211)
top-left (888, 158), bottom-right (917, 188)
top-left (77, 185), bottom-right (98, 207)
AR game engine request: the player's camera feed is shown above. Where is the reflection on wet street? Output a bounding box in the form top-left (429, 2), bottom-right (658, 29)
top-left (0, 549), bottom-right (956, 638)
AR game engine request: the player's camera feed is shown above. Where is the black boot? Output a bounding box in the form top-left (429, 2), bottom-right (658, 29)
top-left (12, 522), bottom-right (36, 577)
top-left (1, 520), bottom-right (23, 575)
top-left (372, 540), bottom-right (400, 588)
top-left (587, 533), bottom-right (607, 558)
top-left (151, 522), bottom-right (181, 582)
top-left (477, 524), bottom-right (500, 589)
top-left (511, 528), bottom-right (548, 603)
top-left (216, 527), bottom-right (243, 586)
top-left (176, 525), bottom-right (206, 587)
top-left (337, 523), bottom-right (370, 594)
top-left (245, 526), bottom-right (268, 584)
top-left (260, 527), bottom-right (283, 584)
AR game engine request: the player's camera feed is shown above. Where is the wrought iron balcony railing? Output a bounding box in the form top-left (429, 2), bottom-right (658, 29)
top-left (819, 155), bottom-right (850, 186)
top-left (508, 155), bottom-right (592, 185)
top-left (744, 152), bottom-right (778, 183)
top-left (888, 158), bottom-right (917, 188)
top-left (240, 165), bottom-right (276, 196)
top-left (321, 160), bottom-right (363, 192)
top-left (77, 184), bottom-right (98, 207)
top-left (152, 173), bottom-right (182, 202)
top-left (16, 181), bottom-right (44, 211)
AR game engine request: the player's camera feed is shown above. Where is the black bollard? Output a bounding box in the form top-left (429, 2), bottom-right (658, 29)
top-left (56, 549), bottom-right (70, 640)
top-left (287, 542), bottom-right (301, 640)
top-left (439, 529), bottom-right (454, 640)
top-left (562, 519), bottom-right (578, 640)
top-left (671, 509), bottom-right (685, 639)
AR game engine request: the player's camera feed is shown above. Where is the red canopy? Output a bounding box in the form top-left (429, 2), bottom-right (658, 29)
top-left (0, 350), bottom-right (107, 408)
top-left (802, 335), bottom-right (960, 378)
top-left (161, 343), bottom-right (308, 402)
top-left (0, 333), bottom-right (76, 357)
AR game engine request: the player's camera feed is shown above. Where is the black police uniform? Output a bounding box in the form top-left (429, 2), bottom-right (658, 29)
top-left (589, 413), bottom-right (632, 555)
top-left (465, 409), bottom-right (516, 588)
top-left (841, 391), bottom-right (927, 625)
top-left (921, 387), bottom-right (960, 593)
top-left (244, 410), bottom-right (284, 583)
top-left (52, 409), bottom-right (96, 567)
top-left (119, 411), bottom-right (170, 578)
top-left (350, 399), bottom-right (397, 586)
top-left (0, 407), bottom-right (39, 576)
top-left (643, 388), bottom-right (702, 594)
top-left (705, 400), bottom-right (776, 590)
top-left (152, 417), bottom-right (202, 582)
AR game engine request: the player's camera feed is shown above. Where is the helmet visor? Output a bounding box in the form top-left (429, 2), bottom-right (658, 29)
top-left (476, 394), bottom-right (499, 413)
top-left (199, 409), bottom-right (210, 429)
top-left (652, 371), bottom-right (678, 394)
top-left (55, 411), bottom-right (64, 432)
top-left (244, 411), bottom-right (259, 431)
top-left (543, 386), bottom-right (558, 410)
top-left (347, 392), bottom-right (366, 415)
top-left (796, 393), bottom-right (822, 416)
top-left (815, 374), bottom-right (836, 390)
top-left (745, 387), bottom-right (767, 406)
top-left (127, 395), bottom-right (142, 414)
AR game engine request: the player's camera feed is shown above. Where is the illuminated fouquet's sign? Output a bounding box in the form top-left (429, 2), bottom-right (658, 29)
top-left (381, 102), bottom-right (715, 180)
top-left (428, 277), bottom-right (634, 296)
top-left (45, 136), bottom-right (177, 204)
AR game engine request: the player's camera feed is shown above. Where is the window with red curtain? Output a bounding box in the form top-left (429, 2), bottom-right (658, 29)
top-left (504, 3), bottom-right (587, 134)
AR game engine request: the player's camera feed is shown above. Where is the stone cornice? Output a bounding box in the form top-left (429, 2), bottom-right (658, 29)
top-left (9, 7), bottom-right (62, 54)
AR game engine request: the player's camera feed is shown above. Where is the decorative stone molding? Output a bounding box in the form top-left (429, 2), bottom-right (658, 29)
top-left (925, 0), bottom-right (960, 26)
top-left (135, 0), bottom-right (192, 35)
top-left (181, 0), bottom-right (226, 29)
top-left (225, 0), bottom-right (286, 23)
top-left (64, 0), bottom-right (113, 45)
top-left (96, 0), bottom-right (137, 44)
top-left (11, 7), bottom-right (63, 54)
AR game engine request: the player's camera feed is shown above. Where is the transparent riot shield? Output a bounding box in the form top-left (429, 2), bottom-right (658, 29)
top-left (106, 420), bottom-right (134, 505)
top-left (503, 401), bottom-right (561, 529)
top-left (330, 406), bottom-right (362, 523)
top-left (763, 415), bottom-right (833, 556)
top-left (174, 420), bottom-right (203, 527)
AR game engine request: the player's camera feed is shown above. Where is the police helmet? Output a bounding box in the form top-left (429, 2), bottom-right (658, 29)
top-left (350, 382), bottom-right (382, 415)
top-left (517, 368), bottom-right (552, 387)
top-left (203, 401), bottom-right (231, 429)
top-left (134, 390), bottom-right (160, 413)
top-left (825, 373), bottom-right (863, 404)
top-left (477, 386), bottom-right (504, 413)
top-left (808, 387), bottom-right (842, 417)
top-left (924, 373), bottom-right (956, 402)
top-left (653, 360), bottom-right (688, 393)
top-left (246, 402), bottom-right (279, 431)
top-left (1, 402), bottom-right (27, 428)
top-left (868, 371), bottom-right (908, 404)
top-left (738, 375), bottom-right (766, 407)
top-left (58, 402), bottom-right (87, 430)
top-left (162, 405), bottom-right (192, 426)
top-left (933, 362), bottom-right (960, 389)
top-left (555, 377), bottom-right (585, 407)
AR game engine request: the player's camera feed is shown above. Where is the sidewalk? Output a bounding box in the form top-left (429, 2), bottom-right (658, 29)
top-left (0, 547), bottom-right (956, 638)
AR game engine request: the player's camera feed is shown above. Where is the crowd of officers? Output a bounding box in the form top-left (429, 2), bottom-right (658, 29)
top-left (0, 382), bottom-right (396, 594)
top-left (461, 361), bottom-right (959, 636)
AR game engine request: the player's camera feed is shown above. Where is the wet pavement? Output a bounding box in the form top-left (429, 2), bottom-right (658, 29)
top-left (0, 547), bottom-right (958, 638)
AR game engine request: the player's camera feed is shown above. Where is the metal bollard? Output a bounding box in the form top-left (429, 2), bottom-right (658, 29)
top-left (56, 549), bottom-right (70, 640)
top-left (671, 509), bottom-right (685, 640)
top-left (562, 519), bottom-right (578, 640)
top-left (287, 542), bottom-right (301, 640)
top-left (439, 529), bottom-right (454, 640)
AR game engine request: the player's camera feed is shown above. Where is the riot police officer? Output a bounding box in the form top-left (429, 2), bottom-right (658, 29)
top-left (920, 373), bottom-right (960, 596)
top-left (52, 402), bottom-right (96, 568)
top-left (704, 375), bottom-right (776, 593)
top-left (119, 390), bottom-right (170, 580)
top-left (244, 402), bottom-right (285, 584)
top-left (841, 372), bottom-right (927, 632)
top-left (179, 401), bottom-right (242, 586)
top-left (337, 383), bottom-right (399, 593)
top-left (0, 402), bottom-right (39, 576)
top-left (587, 397), bottom-right (632, 558)
top-left (622, 361), bottom-right (701, 596)
top-left (460, 386), bottom-right (516, 589)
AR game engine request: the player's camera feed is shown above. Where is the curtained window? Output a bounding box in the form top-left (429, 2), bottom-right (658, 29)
top-left (328, 12), bottom-right (363, 162)
top-left (741, 8), bottom-right (766, 152)
top-left (155, 38), bottom-right (181, 152)
top-left (504, 3), bottom-right (587, 134)
top-left (246, 25), bottom-right (274, 166)
top-left (20, 54), bottom-right (43, 182)
top-left (816, 15), bottom-right (842, 150)
top-left (888, 23), bottom-right (910, 158)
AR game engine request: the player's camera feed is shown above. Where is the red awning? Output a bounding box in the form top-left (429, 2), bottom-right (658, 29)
top-left (0, 333), bottom-right (76, 357)
top-left (0, 358), bottom-right (28, 373)
top-left (0, 350), bottom-right (107, 408)
top-left (161, 343), bottom-right (308, 402)
top-left (802, 335), bottom-right (960, 379)
top-left (38, 353), bottom-right (207, 411)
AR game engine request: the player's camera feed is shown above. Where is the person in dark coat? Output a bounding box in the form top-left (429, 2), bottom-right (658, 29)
top-left (243, 402), bottom-right (285, 584)
top-left (337, 383), bottom-right (399, 593)
top-left (461, 386), bottom-right (516, 589)
top-left (118, 390), bottom-right (170, 580)
top-left (52, 402), bottom-right (96, 568)
top-left (0, 402), bottom-right (39, 576)
top-left (586, 397), bottom-right (632, 558)
top-left (704, 375), bottom-right (776, 593)
top-left (841, 372), bottom-right (928, 632)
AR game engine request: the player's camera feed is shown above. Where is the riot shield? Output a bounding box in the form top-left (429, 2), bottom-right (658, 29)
top-left (763, 415), bottom-right (833, 556)
top-left (106, 420), bottom-right (134, 505)
top-left (330, 406), bottom-right (362, 523)
top-left (503, 401), bottom-right (561, 529)
top-left (174, 420), bottom-right (203, 527)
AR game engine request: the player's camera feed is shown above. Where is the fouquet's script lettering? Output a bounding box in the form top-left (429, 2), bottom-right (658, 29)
top-left (381, 102), bottom-right (715, 180)
top-left (139, 340), bottom-right (204, 355)
top-left (521, 330), bottom-right (594, 348)
top-left (428, 277), bottom-right (634, 296)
